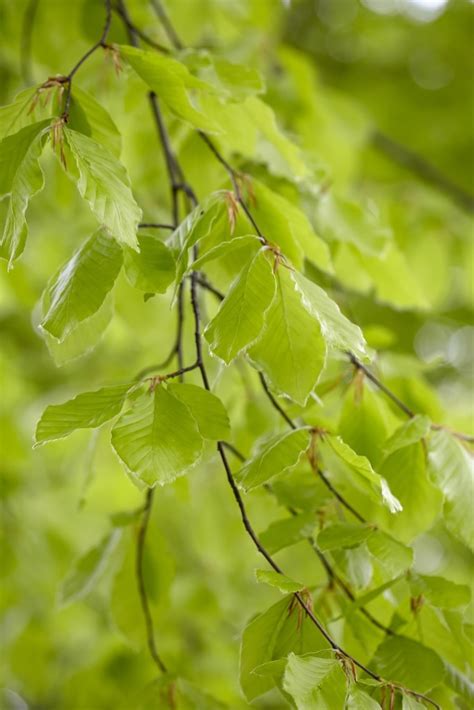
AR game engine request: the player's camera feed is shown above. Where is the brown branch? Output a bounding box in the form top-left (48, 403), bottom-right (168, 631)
top-left (112, 2), bottom-right (170, 53)
top-left (136, 489), bottom-right (168, 673)
top-left (372, 130), bottom-right (474, 214)
top-left (149, 0), bottom-right (183, 50)
top-left (138, 222), bottom-right (175, 230)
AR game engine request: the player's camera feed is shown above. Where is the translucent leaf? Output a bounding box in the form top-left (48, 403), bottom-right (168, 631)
top-left (123, 232), bottom-right (175, 293)
top-left (345, 685), bottom-right (381, 709)
top-left (0, 87), bottom-right (38, 139)
top-left (59, 529), bottom-right (121, 605)
top-left (182, 49), bottom-right (265, 99)
top-left (35, 384), bottom-right (131, 445)
top-left (383, 415), bottom-right (431, 457)
top-left (321, 435), bottom-right (402, 513)
top-left (260, 512), bottom-right (316, 554)
top-left (40, 230), bottom-right (123, 340)
top-left (111, 386), bottom-right (203, 487)
top-left (0, 120), bottom-right (50, 267)
top-left (402, 696), bottom-right (426, 710)
top-left (317, 523), bottom-right (374, 551)
top-left (255, 569), bottom-right (304, 594)
top-left (134, 676), bottom-right (226, 710)
top-left (282, 653), bottom-right (347, 709)
top-left (167, 382), bottom-right (230, 440)
top-left (204, 248), bottom-right (276, 364)
top-left (249, 268), bottom-right (327, 405)
top-left (428, 430), bottom-right (474, 550)
top-left (64, 127), bottom-right (141, 249)
top-left (236, 428), bottom-right (311, 491)
top-left (120, 45), bottom-right (221, 132)
top-left (293, 271), bottom-right (368, 361)
top-left (334, 577), bottom-right (402, 621)
top-left (68, 86), bottom-right (121, 157)
top-left (190, 234), bottom-right (260, 271)
top-left (366, 530), bottom-right (413, 577)
top-left (251, 180), bottom-right (332, 272)
top-left (409, 574), bottom-right (471, 609)
top-left (373, 636), bottom-right (445, 693)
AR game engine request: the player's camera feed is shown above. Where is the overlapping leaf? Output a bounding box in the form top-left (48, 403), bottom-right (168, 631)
top-left (167, 382), bottom-right (230, 440)
top-left (123, 232), bottom-right (175, 293)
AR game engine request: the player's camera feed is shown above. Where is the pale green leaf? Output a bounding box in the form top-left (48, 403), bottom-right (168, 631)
top-left (236, 428), bottom-right (311, 491)
top-left (428, 430), bottom-right (474, 550)
top-left (345, 685), bottom-right (381, 709)
top-left (59, 530), bottom-right (121, 605)
top-left (373, 636), bottom-right (445, 693)
top-left (120, 45), bottom-right (220, 132)
top-left (40, 229), bottom-right (122, 340)
top-left (111, 386), bottom-right (203, 487)
top-left (366, 530), bottom-right (413, 577)
top-left (190, 234), bottom-right (261, 272)
top-left (182, 50), bottom-right (265, 99)
top-left (402, 696), bottom-right (426, 710)
top-left (68, 86), bottom-right (121, 157)
top-left (249, 267), bottom-right (327, 405)
top-left (0, 120), bottom-right (50, 266)
top-left (64, 127), bottom-right (141, 249)
top-left (384, 415), bottom-right (432, 457)
top-left (409, 574), bottom-right (471, 609)
top-left (35, 384), bottom-right (131, 445)
top-left (255, 569), bottom-right (304, 594)
top-left (283, 653), bottom-right (347, 710)
top-left (317, 523), bottom-right (374, 551)
top-left (204, 248), bottom-right (276, 364)
top-left (167, 383), bottom-right (230, 440)
top-left (0, 87), bottom-right (38, 139)
top-left (124, 232), bottom-right (175, 292)
top-left (260, 512), bottom-right (316, 555)
top-left (334, 577), bottom-right (402, 621)
top-left (293, 271), bottom-right (368, 360)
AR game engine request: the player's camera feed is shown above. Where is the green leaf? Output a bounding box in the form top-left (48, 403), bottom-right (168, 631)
top-left (167, 383), bottom-right (230, 440)
top-left (255, 569), bottom-right (304, 594)
top-left (248, 267), bottom-right (327, 405)
top-left (0, 120), bottom-right (50, 266)
top-left (321, 435), bottom-right (402, 513)
top-left (428, 430), bottom-right (474, 550)
top-left (409, 574), bottom-right (471, 609)
top-left (283, 653), bottom-right (347, 710)
top-left (402, 695), bottom-right (426, 710)
top-left (182, 50), bottom-right (265, 100)
top-left (293, 271), bottom-right (368, 361)
top-left (59, 530), bottom-right (120, 605)
top-left (366, 530), bottom-right (413, 577)
top-left (120, 45), bottom-right (220, 132)
top-left (383, 415), bottom-right (432, 457)
top-left (204, 248), bottom-right (276, 364)
top-left (0, 87), bottom-right (38, 139)
top-left (260, 512), bottom-right (316, 555)
top-left (124, 232), bottom-right (175, 293)
top-left (335, 577), bottom-right (402, 621)
top-left (111, 386), bottom-right (203, 487)
top-left (251, 180), bottom-right (332, 272)
top-left (63, 127), bottom-right (141, 249)
top-left (373, 636), bottom-right (445, 693)
top-left (35, 384), bottom-right (131, 445)
top-left (236, 428), bottom-right (311, 491)
top-left (68, 86), bottom-right (121, 157)
top-left (339, 383), bottom-right (389, 466)
top-left (191, 233), bottom-right (260, 271)
top-left (40, 230), bottom-right (123, 340)
top-left (317, 523), bottom-right (374, 551)
top-left (345, 685), bottom-right (381, 709)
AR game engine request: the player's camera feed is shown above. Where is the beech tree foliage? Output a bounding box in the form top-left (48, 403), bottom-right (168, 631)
top-left (1, 1), bottom-right (473, 708)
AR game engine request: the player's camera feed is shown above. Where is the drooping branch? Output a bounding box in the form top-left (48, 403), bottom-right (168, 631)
top-left (372, 130), bottom-right (474, 214)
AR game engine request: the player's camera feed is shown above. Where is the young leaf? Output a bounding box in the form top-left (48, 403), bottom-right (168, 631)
top-left (317, 523), bottom-right (374, 551)
top-left (373, 636), bottom-right (445, 693)
top-left (59, 530), bottom-right (121, 605)
top-left (190, 234), bottom-right (261, 272)
top-left (260, 512), bottom-right (316, 554)
top-left (339, 382), bottom-right (390, 465)
top-left (204, 248), bottom-right (276, 364)
top-left (167, 382), bottom-right (230, 440)
top-left (409, 574), bottom-right (471, 610)
top-left (35, 384), bottom-right (132, 445)
top-left (111, 386), bottom-right (203, 487)
top-left (383, 415), bottom-right (431, 457)
top-left (255, 569), bottom-right (304, 594)
top-left (119, 45), bottom-right (221, 132)
top-left (292, 271), bottom-right (368, 361)
top-left (0, 87), bottom-right (38, 139)
top-left (248, 267), bottom-right (327, 405)
top-left (346, 685), bottom-right (381, 709)
top-left (366, 530), bottom-right (413, 577)
top-left (282, 653), bottom-right (347, 709)
top-left (123, 232), bottom-right (175, 293)
top-left (402, 695), bottom-right (426, 710)
top-left (0, 119), bottom-right (51, 266)
top-left (68, 87), bottom-right (121, 157)
top-left (236, 428), bottom-right (311, 491)
top-left (40, 230), bottom-right (123, 340)
top-left (428, 430), bottom-right (474, 550)
top-left (63, 127), bottom-right (142, 249)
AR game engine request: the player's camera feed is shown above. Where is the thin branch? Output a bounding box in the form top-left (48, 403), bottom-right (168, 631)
top-left (318, 468), bottom-right (366, 524)
top-left (138, 222), bottom-right (175, 230)
top-left (136, 489), bottom-right (168, 674)
top-left (112, 2), bottom-right (170, 53)
top-left (20, 0), bottom-right (40, 85)
top-left (372, 130), bottom-right (474, 214)
top-left (258, 373), bottom-right (296, 430)
top-left (149, 0), bottom-right (183, 50)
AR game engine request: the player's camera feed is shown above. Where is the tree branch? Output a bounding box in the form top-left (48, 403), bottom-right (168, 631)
top-left (20, 0), bottom-right (40, 85)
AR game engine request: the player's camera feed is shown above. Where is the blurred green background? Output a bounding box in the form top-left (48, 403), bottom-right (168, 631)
top-left (0, 0), bottom-right (472, 707)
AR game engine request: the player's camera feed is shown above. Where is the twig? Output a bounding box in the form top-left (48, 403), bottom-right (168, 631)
top-left (372, 130), bottom-right (474, 214)
top-left (112, 1), bottom-right (170, 53)
top-left (149, 0), bottom-right (183, 50)
top-left (136, 489), bottom-right (168, 673)
top-left (20, 0), bottom-right (40, 85)
top-left (138, 222), bottom-right (175, 230)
